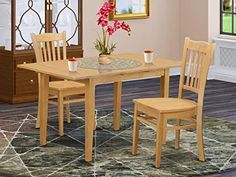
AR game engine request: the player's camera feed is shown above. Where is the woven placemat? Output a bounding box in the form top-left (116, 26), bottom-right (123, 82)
top-left (77, 57), bottom-right (142, 70)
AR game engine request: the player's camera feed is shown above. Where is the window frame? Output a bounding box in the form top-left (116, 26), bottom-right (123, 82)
top-left (220, 0), bottom-right (236, 35)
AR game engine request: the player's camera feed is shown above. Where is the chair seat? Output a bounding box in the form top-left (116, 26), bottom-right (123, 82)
top-left (134, 98), bottom-right (197, 113)
top-left (49, 81), bottom-right (85, 91)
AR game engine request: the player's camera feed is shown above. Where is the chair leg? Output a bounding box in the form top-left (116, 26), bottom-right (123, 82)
top-left (162, 118), bottom-right (167, 144)
top-left (58, 93), bottom-right (64, 136)
top-left (36, 102), bottom-right (40, 128)
top-left (65, 97), bottom-right (71, 123)
top-left (93, 116), bottom-right (96, 131)
top-left (155, 116), bottom-right (164, 168)
top-left (132, 106), bottom-right (140, 155)
top-left (175, 119), bottom-right (181, 149)
top-left (197, 117), bottom-right (205, 161)
top-left (36, 85), bottom-right (41, 128)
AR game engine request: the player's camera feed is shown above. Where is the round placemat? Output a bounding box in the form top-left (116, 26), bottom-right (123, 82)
top-left (77, 57), bottom-right (142, 70)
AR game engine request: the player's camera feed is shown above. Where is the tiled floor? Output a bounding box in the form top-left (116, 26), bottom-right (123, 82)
top-left (0, 77), bottom-right (236, 176)
top-left (0, 109), bottom-right (235, 177)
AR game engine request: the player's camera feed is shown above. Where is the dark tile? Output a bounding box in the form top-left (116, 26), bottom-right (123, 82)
top-left (0, 109), bottom-right (235, 176)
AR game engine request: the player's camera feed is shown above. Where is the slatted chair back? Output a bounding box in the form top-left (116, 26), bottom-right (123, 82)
top-left (178, 37), bottom-right (215, 108)
top-left (31, 32), bottom-right (67, 63)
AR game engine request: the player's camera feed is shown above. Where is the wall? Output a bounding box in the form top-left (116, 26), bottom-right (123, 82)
top-left (208, 0), bottom-right (220, 42)
top-left (83, 1), bottom-right (220, 61)
top-left (83, 0), bottom-right (181, 60)
top-left (179, 0), bottom-right (209, 47)
top-left (179, 0), bottom-right (220, 42)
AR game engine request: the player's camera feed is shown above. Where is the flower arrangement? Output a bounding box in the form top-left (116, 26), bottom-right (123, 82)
top-left (95, 1), bottom-right (131, 55)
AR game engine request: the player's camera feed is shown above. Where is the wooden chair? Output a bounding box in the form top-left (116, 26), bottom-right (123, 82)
top-left (31, 32), bottom-right (85, 136)
top-left (131, 37), bottom-right (215, 168)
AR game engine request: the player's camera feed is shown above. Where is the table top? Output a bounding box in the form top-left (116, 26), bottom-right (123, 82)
top-left (18, 53), bottom-right (181, 80)
top-left (78, 57), bottom-right (143, 70)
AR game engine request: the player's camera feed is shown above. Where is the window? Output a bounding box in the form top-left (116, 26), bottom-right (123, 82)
top-left (221, 0), bottom-right (236, 35)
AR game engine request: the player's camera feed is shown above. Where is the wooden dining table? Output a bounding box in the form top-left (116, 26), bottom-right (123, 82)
top-left (18, 53), bottom-right (181, 162)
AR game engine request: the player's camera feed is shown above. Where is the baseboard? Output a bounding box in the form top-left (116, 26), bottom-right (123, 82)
top-left (126, 66), bottom-right (236, 83)
top-left (170, 67), bottom-right (181, 76)
top-left (171, 66), bottom-right (236, 83)
top-left (170, 66), bottom-right (217, 80)
top-left (207, 65), bottom-right (215, 80)
top-left (209, 66), bottom-right (236, 83)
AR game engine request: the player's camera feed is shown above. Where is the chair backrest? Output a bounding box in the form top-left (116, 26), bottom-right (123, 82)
top-left (31, 32), bottom-right (67, 63)
top-left (178, 37), bottom-right (215, 108)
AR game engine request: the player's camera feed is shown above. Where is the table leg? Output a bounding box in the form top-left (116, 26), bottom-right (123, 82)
top-left (39, 73), bottom-right (49, 145)
top-left (160, 69), bottom-right (170, 144)
top-left (85, 79), bottom-right (95, 162)
top-left (114, 81), bottom-right (122, 131)
top-left (160, 69), bottom-right (170, 98)
top-left (36, 74), bottom-right (41, 128)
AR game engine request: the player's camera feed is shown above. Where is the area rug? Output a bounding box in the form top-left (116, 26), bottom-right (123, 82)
top-left (0, 109), bottom-right (235, 177)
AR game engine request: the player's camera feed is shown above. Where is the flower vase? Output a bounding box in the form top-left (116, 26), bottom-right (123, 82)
top-left (98, 54), bottom-right (112, 65)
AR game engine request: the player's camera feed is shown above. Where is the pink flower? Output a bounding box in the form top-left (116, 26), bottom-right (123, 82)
top-left (114, 20), bottom-right (121, 30)
top-left (95, 1), bottom-right (131, 55)
top-left (121, 22), bottom-right (131, 33)
top-left (107, 25), bottom-right (115, 35)
top-left (97, 2), bottom-right (115, 16)
top-left (97, 1), bottom-right (131, 35)
top-left (109, 2), bottom-right (115, 12)
top-left (97, 16), bottom-right (108, 27)
top-left (97, 2), bottom-right (115, 28)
